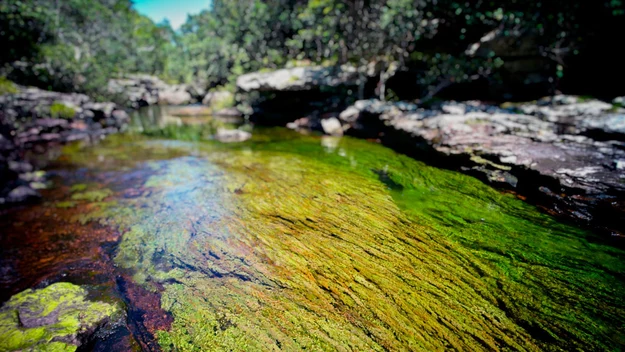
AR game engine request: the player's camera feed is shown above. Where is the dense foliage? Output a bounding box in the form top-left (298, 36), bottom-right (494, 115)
top-left (1, 0), bottom-right (624, 99)
top-left (0, 0), bottom-right (173, 98)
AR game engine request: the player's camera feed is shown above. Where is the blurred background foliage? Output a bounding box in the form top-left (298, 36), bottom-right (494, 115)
top-left (1, 0), bottom-right (624, 100)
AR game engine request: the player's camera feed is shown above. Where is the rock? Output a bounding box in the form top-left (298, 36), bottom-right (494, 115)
top-left (8, 161), bottom-right (33, 173)
top-left (0, 282), bottom-right (121, 351)
top-left (0, 85), bottom-right (128, 206)
top-left (159, 85), bottom-right (193, 105)
top-left (7, 185), bottom-right (40, 203)
top-left (111, 109), bottom-right (129, 122)
top-left (214, 107), bottom-right (243, 118)
top-left (339, 98), bottom-right (625, 234)
top-left (202, 91), bottom-right (234, 107)
top-left (109, 74), bottom-right (185, 107)
top-left (321, 117), bottom-right (343, 136)
top-left (237, 66), bottom-right (376, 125)
top-left (581, 114), bottom-right (625, 140)
top-left (237, 65), bottom-right (359, 92)
top-left (83, 102), bottom-right (116, 118)
top-left (215, 128), bottom-right (252, 143)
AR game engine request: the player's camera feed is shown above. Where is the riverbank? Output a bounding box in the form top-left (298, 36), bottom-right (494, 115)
top-left (2, 68), bottom-right (624, 238)
top-left (236, 67), bottom-right (625, 237)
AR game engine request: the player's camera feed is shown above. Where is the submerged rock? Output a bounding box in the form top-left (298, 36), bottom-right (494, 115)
top-left (214, 128), bottom-right (252, 143)
top-left (236, 66), bottom-right (359, 92)
top-left (0, 282), bottom-right (121, 351)
top-left (6, 185), bottom-right (40, 203)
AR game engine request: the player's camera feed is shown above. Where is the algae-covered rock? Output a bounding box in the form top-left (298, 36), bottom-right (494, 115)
top-left (0, 282), bottom-right (121, 351)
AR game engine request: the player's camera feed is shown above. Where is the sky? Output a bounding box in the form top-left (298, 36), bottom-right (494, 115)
top-left (133, 0), bottom-right (212, 29)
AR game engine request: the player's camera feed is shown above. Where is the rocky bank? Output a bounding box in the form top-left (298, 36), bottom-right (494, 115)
top-left (237, 67), bottom-right (625, 236)
top-left (0, 85), bottom-right (129, 205)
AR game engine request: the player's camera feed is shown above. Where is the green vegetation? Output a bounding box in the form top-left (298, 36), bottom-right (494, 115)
top-left (2, 1), bottom-right (623, 99)
top-left (56, 129), bottom-right (625, 351)
top-left (0, 282), bottom-right (120, 351)
top-left (1, 0), bottom-right (173, 98)
top-left (0, 76), bottom-right (18, 95)
top-left (50, 102), bottom-right (77, 120)
top-left (71, 189), bottom-right (113, 202)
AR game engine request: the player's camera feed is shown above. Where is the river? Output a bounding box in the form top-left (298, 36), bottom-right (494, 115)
top-left (1, 106), bottom-right (624, 351)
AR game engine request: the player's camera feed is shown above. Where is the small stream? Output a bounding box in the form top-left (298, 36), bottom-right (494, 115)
top-left (1, 106), bottom-right (625, 351)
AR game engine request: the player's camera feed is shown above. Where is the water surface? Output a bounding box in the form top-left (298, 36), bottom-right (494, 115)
top-left (1, 107), bottom-right (624, 351)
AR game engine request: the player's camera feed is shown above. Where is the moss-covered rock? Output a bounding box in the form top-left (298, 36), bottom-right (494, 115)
top-left (49, 102), bottom-right (77, 120)
top-left (0, 282), bottom-right (122, 351)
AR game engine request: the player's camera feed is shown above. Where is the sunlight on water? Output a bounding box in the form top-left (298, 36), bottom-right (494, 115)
top-left (43, 121), bottom-right (625, 351)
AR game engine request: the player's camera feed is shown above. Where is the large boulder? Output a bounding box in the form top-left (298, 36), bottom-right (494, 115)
top-left (109, 74), bottom-right (199, 107)
top-left (158, 85), bottom-right (193, 105)
top-left (339, 97), bottom-right (625, 236)
top-left (236, 66), bottom-right (372, 125)
top-left (0, 282), bottom-right (122, 351)
top-left (237, 66), bottom-right (359, 92)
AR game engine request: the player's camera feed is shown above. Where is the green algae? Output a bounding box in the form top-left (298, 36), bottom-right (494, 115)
top-left (71, 189), bottom-right (112, 202)
top-left (52, 128), bottom-right (625, 351)
top-left (55, 201), bottom-right (77, 209)
top-left (0, 282), bottom-right (121, 352)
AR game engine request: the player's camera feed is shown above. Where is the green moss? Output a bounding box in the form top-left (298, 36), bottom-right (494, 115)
top-left (71, 189), bottom-right (112, 202)
top-left (50, 102), bottom-right (77, 120)
top-left (0, 283), bottom-right (121, 352)
top-left (55, 201), bottom-right (77, 209)
top-left (0, 76), bottom-right (18, 95)
top-left (69, 184), bottom-right (88, 193)
top-left (53, 128), bottom-right (625, 351)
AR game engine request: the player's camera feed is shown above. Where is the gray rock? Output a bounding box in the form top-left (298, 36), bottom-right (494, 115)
top-left (159, 85), bottom-right (193, 105)
top-left (339, 98), bottom-right (625, 232)
top-left (8, 161), bottom-right (33, 173)
top-left (215, 128), bottom-right (252, 143)
top-left (214, 107), bottom-right (243, 118)
top-left (7, 185), bottom-right (40, 203)
top-left (321, 117), bottom-right (344, 136)
top-left (111, 109), bottom-right (130, 122)
top-left (83, 102), bottom-right (116, 117)
top-left (237, 65), bottom-right (360, 92)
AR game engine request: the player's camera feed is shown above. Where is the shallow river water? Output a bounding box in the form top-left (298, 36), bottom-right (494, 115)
top-left (1, 106), bottom-right (625, 351)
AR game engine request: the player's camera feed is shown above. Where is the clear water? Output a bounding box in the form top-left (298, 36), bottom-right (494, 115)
top-left (1, 106), bottom-right (624, 351)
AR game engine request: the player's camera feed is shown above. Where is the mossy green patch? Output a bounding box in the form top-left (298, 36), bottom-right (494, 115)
top-left (55, 201), bottom-right (77, 209)
top-left (0, 282), bottom-right (121, 352)
top-left (50, 102), bottom-right (77, 120)
top-left (0, 77), bottom-right (18, 95)
top-left (71, 189), bottom-right (112, 202)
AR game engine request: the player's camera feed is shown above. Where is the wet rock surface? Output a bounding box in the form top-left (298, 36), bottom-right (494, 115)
top-left (338, 97), bottom-right (625, 235)
top-left (0, 282), bottom-right (121, 351)
top-left (108, 74), bottom-right (201, 108)
top-left (0, 86), bottom-right (129, 205)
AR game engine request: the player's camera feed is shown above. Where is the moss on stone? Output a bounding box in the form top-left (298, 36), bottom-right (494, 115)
top-left (71, 189), bottom-right (112, 202)
top-left (0, 282), bottom-right (121, 351)
top-left (50, 102), bottom-right (77, 120)
top-left (0, 76), bottom-right (18, 95)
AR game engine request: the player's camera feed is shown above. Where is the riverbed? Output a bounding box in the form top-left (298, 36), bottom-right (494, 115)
top-left (1, 106), bottom-right (624, 351)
